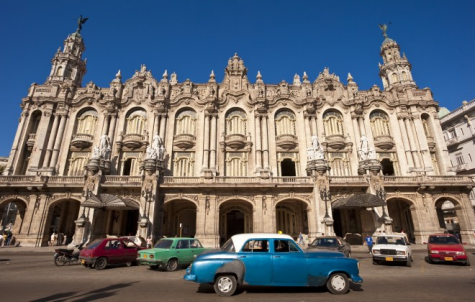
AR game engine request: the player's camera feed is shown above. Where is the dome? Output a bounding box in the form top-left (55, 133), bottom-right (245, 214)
top-left (438, 107), bottom-right (450, 118)
top-left (382, 37), bottom-right (395, 46)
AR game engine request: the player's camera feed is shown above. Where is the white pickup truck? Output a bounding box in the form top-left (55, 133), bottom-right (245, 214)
top-left (372, 234), bottom-right (413, 267)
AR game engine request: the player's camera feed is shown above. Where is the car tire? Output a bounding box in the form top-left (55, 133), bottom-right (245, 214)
top-left (214, 274), bottom-right (237, 297)
top-left (326, 272), bottom-right (349, 295)
top-left (166, 259), bottom-right (178, 272)
top-left (95, 257), bottom-right (108, 270)
top-left (406, 257), bottom-right (412, 267)
top-left (372, 259), bottom-right (378, 265)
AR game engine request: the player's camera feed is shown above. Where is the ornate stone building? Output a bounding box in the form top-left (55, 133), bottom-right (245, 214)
top-left (1, 23), bottom-right (474, 247)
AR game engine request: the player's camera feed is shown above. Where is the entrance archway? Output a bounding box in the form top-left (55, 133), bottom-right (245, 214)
top-left (275, 200), bottom-right (308, 239)
top-left (163, 199), bottom-right (197, 238)
top-left (0, 199), bottom-right (27, 236)
top-left (219, 200), bottom-right (253, 245)
top-left (435, 199), bottom-right (459, 234)
top-left (45, 199), bottom-right (80, 246)
top-left (387, 198), bottom-right (415, 242)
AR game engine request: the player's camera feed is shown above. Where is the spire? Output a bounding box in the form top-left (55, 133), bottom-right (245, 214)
top-left (223, 53), bottom-right (248, 91)
top-left (209, 70), bottom-right (216, 82)
top-left (45, 28), bottom-right (87, 87)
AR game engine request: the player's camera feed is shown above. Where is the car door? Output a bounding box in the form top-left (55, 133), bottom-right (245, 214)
top-left (176, 239), bottom-right (192, 263)
top-left (105, 239), bottom-right (124, 264)
top-left (122, 239), bottom-right (139, 262)
top-left (188, 239), bottom-right (204, 263)
top-left (237, 239), bottom-right (272, 285)
top-left (272, 239), bottom-right (307, 285)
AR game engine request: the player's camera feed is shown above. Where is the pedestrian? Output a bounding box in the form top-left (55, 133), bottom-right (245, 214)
top-left (365, 233), bottom-right (373, 254)
top-left (50, 232), bottom-right (57, 246)
top-left (146, 236), bottom-right (152, 248)
top-left (6, 230), bottom-right (13, 246)
top-left (298, 232), bottom-right (304, 245)
top-left (1, 232), bottom-right (7, 247)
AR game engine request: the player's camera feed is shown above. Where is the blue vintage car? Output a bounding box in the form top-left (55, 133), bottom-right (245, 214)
top-left (184, 233), bottom-right (362, 296)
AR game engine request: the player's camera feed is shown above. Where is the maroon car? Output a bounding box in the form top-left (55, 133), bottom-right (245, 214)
top-left (79, 238), bottom-right (145, 270)
top-left (427, 233), bottom-right (470, 266)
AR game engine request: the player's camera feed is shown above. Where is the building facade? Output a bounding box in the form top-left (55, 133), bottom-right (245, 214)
top-left (1, 24), bottom-right (475, 247)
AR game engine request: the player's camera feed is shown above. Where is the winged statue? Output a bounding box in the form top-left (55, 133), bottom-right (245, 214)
top-left (76, 15), bottom-right (89, 33)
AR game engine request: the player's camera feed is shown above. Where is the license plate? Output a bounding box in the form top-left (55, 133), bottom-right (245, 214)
top-left (385, 257), bottom-right (394, 261)
top-left (143, 255), bottom-right (147, 258)
top-left (81, 259), bottom-right (85, 264)
top-left (444, 257), bottom-right (453, 261)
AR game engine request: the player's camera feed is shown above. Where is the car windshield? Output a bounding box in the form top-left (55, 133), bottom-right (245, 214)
top-left (311, 238), bottom-right (339, 247)
top-left (429, 236), bottom-right (460, 245)
top-left (85, 239), bottom-right (103, 249)
top-left (221, 239), bottom-right (235, 252)
top-left (153, 239), bottom-right (173, 249)
top-left (376, 236), bottom-right (406, 245)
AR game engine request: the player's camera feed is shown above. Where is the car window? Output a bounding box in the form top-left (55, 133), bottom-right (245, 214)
top-left (377, 236), bottom-right (404, 245)
top-left (154, 239), bottom-right (173, 249)
top-left (123, 239), bottom-right (138, 248)
top-left (274, 240), bottom-right (290, 252)
top-left (221, 239), bottom-right (235, 252)
top-left (190, 239), bottom-right (202, 248)
top-left (241, 240), bottom-right (269, 252)
top-left (311, 238), bottom-right (338, 247)
top-left (429, 236), bottom-right (460, 245)
top-left (177, 240), bottom-right (190, 249)
top-left (105, 240), bottom-right (121, 249)
top-left (85, 239), bottom-right (102, 249)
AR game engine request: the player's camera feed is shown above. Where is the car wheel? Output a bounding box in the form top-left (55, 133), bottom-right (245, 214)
top-left (326, 273), bottom-right (349, 295)
top-left (214, 275), bottom-right (237, 297)
top-left (166, 259), bottom-right (178, 272)
top-left (95, 257), bottom-right (108, 270)
top-left (372, 258), bottom-right (378, 265)
top-left (54, 255), bottom-right (66, 267)
top-left (406, 257), bottom-right (412, 267)
top-left (411, 255), bottom-right (414, 262)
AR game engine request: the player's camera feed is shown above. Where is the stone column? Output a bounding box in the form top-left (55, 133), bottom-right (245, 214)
top-left (159, 114), bottom-right (167, 141)
top-left (262, 115), bottom-right (269, 169)
top-left (203, 114), bottom-right (210, 170)
top-left (153, 114), bottom-right (160, 136)
top-left (49, 115), bottom-right (68, 169)
top-left (405, 118), bottom-right (421, 168)
top-left (41, 115), bottom-right (60, 169)
top-left (255, 115), bottom-right (262, 170)
top-left (210, 115), bottom-right (217, 170)
top-left (108, 114), bottom-right (117, 142)
top-left (3, 110), bottom-right (28, 174)
top-left (102, 115), bottom-right (110, 136)
top-left (398, 118), bottom-right (414, 169)
top-left (28, 111), bottom-right (53, 173)
top-left (413, 117), bottom-right (433, 172)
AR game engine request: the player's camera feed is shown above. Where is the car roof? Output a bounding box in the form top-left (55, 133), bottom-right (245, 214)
top-left (376, 234), bottom-right (404, 237)
top-left (160, 237), bottom-right (196, 240)
top-left (231, 233), bottom-right (293, 251)
top-left (430, 233), bottom-right (455, 237)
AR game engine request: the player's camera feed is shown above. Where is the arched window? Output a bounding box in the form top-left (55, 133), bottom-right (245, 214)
top-left (56, 66), bottom-right (63, 76)
top-left (370, 111), bottom-right (391, 137)
top-left (323, 110), bottom-right (344, 136)
top-left (421, 114), bottom-right (432, 138)
top-left (275, 110), bottom-right (296, 136)
top-left (121, 152), bottom-right (141, 176)
top-left (391, 73), bottom-right (398, 83)
top-left (173, 152), bottom-right (195, 176)
top-left (226, 109), bottom-right (247, 135)
top-left (328, 153), bottom-right (350, 176)
top-left (75, 109), bottom-right (98, 135)
top-left (226, 152), bottom-right (248, 176)
top-left (401, 71), bottom-right (408, 81)
top-left (67, 152), bottom-right (89, 176)
top-left (175, 109), bottom-right (196, 136)
top-left (126, 109), bottom-right (147, 135)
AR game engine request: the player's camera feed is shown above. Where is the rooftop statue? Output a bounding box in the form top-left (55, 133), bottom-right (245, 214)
top-left (75, 15), bottom-right (89, 33)
top-left (378, 22), bottom-right (391, 38)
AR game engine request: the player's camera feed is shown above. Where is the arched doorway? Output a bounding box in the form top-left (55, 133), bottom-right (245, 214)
top-left (45, 199), bottom-right (81, 246)
top-left (387, 198), bottom-right (415, 242)
top-left (162, 199), bottom-right (197, 238)
top-left (275, 200), bottom-right (308, 239)
top-left (219, 200), bottom-right (253, 245)
top-left (0, 199), bottom-right (27, 236)
top-left (280, 159), bottom-right (296, 176)
top-left (381, 158), bottom-right (395, 176)
top-left (435, 199), bottom-right (459, 235)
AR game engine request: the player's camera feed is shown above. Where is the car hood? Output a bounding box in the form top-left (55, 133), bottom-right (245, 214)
top-left (307, 246), bottom-right (338, 251)
top-left (428, 244), bottom-right (464, 252)
top-left (373, 244), bottom-right (408, 250)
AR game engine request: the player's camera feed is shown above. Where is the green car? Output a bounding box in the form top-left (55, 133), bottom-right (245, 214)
top-left (137, 237), bottom-right (207, 271)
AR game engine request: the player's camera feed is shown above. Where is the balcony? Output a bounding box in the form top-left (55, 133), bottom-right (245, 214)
top-left (122, 133), bottom-right (146, 149)
top-left (275, 134), bottom-right (298, 150)
top-left (446, 137), bottom-right (459, 148)
top-left (26, 133), bottom-right (36, 151)
top-left (373, 135), bottom-right (395, 150)
top-left (71, 133), bottom-right (94, 149)
top-left (448, 163), bottom-right (468, 172)
top-left (324, 134), bottom-right (346, 150)
top-left (173, 133), bottom-right (196, 149)
top-left (224, 133), bottom-right (247, 150)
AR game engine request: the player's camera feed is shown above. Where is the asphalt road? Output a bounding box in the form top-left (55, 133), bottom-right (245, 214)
top-left (0, 250), bottom-right (474, 302)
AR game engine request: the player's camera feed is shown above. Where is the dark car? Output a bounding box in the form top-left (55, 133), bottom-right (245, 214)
top-left (79, 238), bottom-right (145, 270)
top-left (307, 236), bottom-right (351, 257)
top-left (427, 233), bottom-right (470, 266)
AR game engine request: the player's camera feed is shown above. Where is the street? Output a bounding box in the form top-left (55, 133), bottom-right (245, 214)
top-left (0, 249), bottom-right (474, 302)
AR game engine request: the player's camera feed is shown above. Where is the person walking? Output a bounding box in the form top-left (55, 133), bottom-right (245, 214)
top-left (298, 232), bottom-right (304, 245)
top-left (146, 236), bottom-right (152, 248)
top-left (365, 234), bottom-right (373, 254)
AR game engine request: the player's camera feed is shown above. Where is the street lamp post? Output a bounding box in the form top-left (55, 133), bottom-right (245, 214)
top-left (76, 189), bottom-right (92, 228)
top-left (139, 188), bottom-right (154, 228)
top-left (376, 188), bottom-right (389, 219)
top-left (320, 187), bottom-right (331, 219)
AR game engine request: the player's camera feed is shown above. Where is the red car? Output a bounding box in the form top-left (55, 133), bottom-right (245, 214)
top-left (79, 238), bottom-right (145, 270)
top-left (427, 234), bottom-right (470, 266)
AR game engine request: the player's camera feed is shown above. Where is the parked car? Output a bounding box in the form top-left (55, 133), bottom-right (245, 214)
top-left (120, 235), bottom-right (147, 247)
top-left (137, 237), bottom-right (207, 271)
top-left (184, 233), bottom-right (362, 296)
top-left (427, 233), bottom-right (470, 266)
top-left (307, 236), bottom-right (351, 257)
top-left (79, 238), bottom-right (145, 270)
top-left (372, 234), bottom-right (413, 267)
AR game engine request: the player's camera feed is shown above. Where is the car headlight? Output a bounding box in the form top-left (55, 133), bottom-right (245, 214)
top-left (429, 250), bottom-right (439, 254)
top-left (455, 251), bottom-right (466, 255)
top-left (372, 249), bottom-right (380, 254)
top-left (396, 251), bottom-right (406, 255)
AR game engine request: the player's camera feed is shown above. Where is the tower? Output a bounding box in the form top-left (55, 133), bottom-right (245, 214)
top-left (45, 30), bottom-right (87, 87)
top-left (378, 26), bottom-right (417, 91)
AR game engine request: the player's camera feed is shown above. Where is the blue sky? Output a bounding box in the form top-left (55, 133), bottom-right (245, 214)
top-left (0, 0), bottom-right (474, 156)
